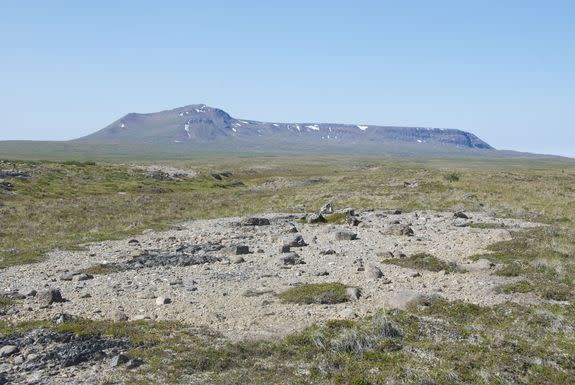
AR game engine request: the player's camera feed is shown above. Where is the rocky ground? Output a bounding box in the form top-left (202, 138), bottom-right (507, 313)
top-left (1, 208), bottom-right (543, 384)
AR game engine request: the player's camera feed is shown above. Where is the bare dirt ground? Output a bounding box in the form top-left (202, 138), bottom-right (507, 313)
top-left (1, 209), bottom-right (542, 341)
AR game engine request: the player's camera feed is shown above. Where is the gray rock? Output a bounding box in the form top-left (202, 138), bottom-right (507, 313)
top-left (280, 245), bottom-right (291, 253)
top-left (365, 265), bottom-right (383, 279)
top-left (226, 245), bottom-right (250, 255)
top-left (13, 355), bottom-right (24, 365)
top-left (21, 289), bottom-right (37, 297)
top-left (112, 310), bottom-right (128, 321)
top-left (319, 249), bottom-right (336, 255)
top-left (59, 272), bottom-right (79, 281)
top-left (345, 287), bottom-right (361, 300)
top-left (314, 270), bottom-right (329, 276)
top-left (319, 203), bottom-right (334, 215)
top-left (155, 296), bottom-right (171, 305)
top-left (0, 345), bottom-right (18, 357)
top-left (241, 217), bottom-right (270, 226)
top-left (279, 252), bottom-right (305, 265)
top-left (339, 308), bottom-right (357, 318)
top-left (242, 288), bottom-right (274, 297)
top-left (283, 234), bottom-right (307, 247)
top-left (74, 273), bottom-right (93, 281)
top-left (334, 230), bottom-right (358, 241)
top-left (37, 289), bottom-right (64, 305)
top-left (384, 224), bottom-right (414, 236)
top-left (377, 251), bottom-right (395, 259)
top-left (346, 214), bottom-right (361, 226)
top-left (306, 213), bottom-right (326, 224)
top-left (51, 313), bottom-right (79, 324)
top-left (230, 255), bottom-right (245, 264)
top-left (110, 354), bottom-right (130, 367)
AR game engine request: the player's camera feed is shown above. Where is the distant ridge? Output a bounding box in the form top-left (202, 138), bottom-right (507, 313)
top-left (77, 104), bottom-right (493, 150)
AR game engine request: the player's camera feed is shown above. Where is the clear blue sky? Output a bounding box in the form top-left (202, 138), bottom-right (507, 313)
top-left (1, 1), bottom-right (573, 156)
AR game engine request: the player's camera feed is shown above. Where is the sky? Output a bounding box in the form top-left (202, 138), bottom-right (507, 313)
top-left (0, 1), bottom-right (573, 156)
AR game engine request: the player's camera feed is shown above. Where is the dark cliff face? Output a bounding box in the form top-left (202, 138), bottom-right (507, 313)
top-left (77, 104), bottom-right (493, 150)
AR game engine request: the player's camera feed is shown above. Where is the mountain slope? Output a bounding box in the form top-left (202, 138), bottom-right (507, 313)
top-left (77, 104), bottom-right (493, 150)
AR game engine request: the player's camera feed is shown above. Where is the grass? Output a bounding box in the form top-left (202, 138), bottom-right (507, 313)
top-left (496, 280), bottom-right (535, 294)
top-left (1, 299), bottom-right (573, 384)
top-left (471, 226), bottom-right (575, 301)
top-left (278, 283), bottom-right (351, 304)
top-left (0, 296), bottom-right (15, 308)
top-left (382, 253), bottom-right (462, 273)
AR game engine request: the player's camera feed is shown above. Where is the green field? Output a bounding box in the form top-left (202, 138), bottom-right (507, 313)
top-left (1, 154), bottom-right (574, 384)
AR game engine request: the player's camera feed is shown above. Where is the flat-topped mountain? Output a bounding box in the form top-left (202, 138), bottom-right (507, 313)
top-left (77, 104), bottom-right (493, 150)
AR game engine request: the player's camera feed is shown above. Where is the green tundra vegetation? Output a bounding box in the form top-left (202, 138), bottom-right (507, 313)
top-left (1, 155), bottom-right (574, 384)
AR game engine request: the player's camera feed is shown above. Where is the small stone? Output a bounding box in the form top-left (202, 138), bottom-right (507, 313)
top-left (345, 287), bottom-right (361, 300)
top-left (13, 355), bottom-right (24, 365)
top-left (110, 354), bottom-right (130, 367)
top-left (306, 213), bottom-right (326, 224)
top-left (132, 314), bottom-right (147, 321)
top-left (365, 265), bottom-right (383, 279)
top-left (346, 215), bottom-right (361, 226)
top-left (279, 252), bottom-right (305, 265)
top-left (280, 245), bottom-right (291, 253)
top-left (339, 308), bottom-right (357, 319)
top-left (74, 273), bottom-right (93, 281)
top-left (113, 310), bottom-right (128, 321)
top-left (230, 255), bottom-right (245, 264)
top-left (155, 296), bottom-right (171, 305)
top-left (377, 251), bottom-right (395, 259)
top-left (283, 234), bottom-right (307, 247)
top-left (314, 270), bottom-right (329, 276)
top-left (319, 249), bottom-right (336, 255)
top-left (334, 230), bottom-right (358, 241)
top-left (319, 202), bottom-right (334, 215)
top-left (0, 345), bottom-right (18, 357)
top-left (242, 288), bottom-right (274, 297)
top-left (454, 211), bottom-right (469, 219)
top-left (59, 272), bottom-right (79, 281)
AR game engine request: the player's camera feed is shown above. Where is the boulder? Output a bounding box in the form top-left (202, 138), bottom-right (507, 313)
top-left (0, 345), bottom-right (18, 357)
top-left (37, 289), bottom-right (64, 305)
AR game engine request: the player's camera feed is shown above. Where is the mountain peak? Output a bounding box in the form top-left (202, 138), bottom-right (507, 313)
top-left (77, 104), bottom-right (493, 151)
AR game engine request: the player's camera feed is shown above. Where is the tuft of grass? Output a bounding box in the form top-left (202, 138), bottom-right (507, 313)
top-left (496, 280), bottom-right (535, 294)
top-left (444, 172), bottom-right (460, 182)
top-left (278, 283), bottom-right (350, 304)
top-left (382, 253), bottom-right (461, 273)
top-left (468, 222), bottom-right (505, 229)
top-left (0, 296), bottom-right (15, 308)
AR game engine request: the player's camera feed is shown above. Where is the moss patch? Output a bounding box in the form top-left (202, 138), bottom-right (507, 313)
top-left (382, 253), bottom-right (461, 273)
top-left (278, 283), bottom-right (350, 304)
